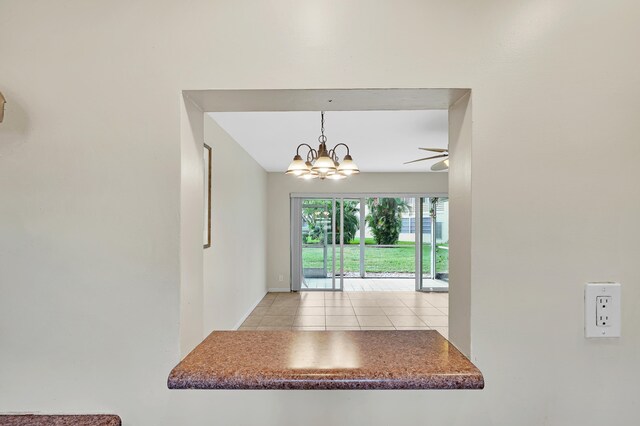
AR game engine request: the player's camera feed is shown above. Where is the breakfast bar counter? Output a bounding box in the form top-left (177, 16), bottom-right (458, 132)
top-left (168, 330), bottom-right (484, 390)
top-left (0, 415), bottom-right (121, 425)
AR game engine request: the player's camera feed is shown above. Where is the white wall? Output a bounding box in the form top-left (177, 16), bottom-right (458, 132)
top-left (203, 115), bottom-right (267, 332)
top-left (1, 1), bottom-right (639, 425)
top-left (266, 172), bottom-right (448, 290)
top-left (448, 92), bottom-right (472, 355)
top-left (179, 96), bottom-right (204, 354)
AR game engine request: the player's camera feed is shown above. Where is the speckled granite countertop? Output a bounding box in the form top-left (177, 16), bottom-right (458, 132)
top-left (0, 415), bottom-right (121, 426)
top-left (168, 330), bottom-right (484, 390)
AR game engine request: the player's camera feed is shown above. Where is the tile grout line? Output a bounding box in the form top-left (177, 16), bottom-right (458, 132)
top-left (240, 291), bottom-right (448, 336)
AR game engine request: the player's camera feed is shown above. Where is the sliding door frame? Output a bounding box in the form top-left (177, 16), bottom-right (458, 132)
top-left (291, 192), bottom-right (448, 292)
top-left (290, 198), bottom-right (303, 291)
top-left (415, 197), bottom-right (423, 291)
top-left (291, 197), bottom-right (340, 291)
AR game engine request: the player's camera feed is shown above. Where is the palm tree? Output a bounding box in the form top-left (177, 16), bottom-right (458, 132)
top-left (365, 198), bottom-right (409, 245)
top-left (302, 200), bottom-right (359, 244)
top-left (335, 200), bottom-right (359, 243)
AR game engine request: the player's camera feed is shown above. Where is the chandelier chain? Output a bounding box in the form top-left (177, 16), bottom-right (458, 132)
top-left (318, 111), bottom-right (327, 144)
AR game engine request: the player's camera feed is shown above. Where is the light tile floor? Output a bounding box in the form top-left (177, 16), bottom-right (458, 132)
top-left (239, 291), bottom-right (449, 339)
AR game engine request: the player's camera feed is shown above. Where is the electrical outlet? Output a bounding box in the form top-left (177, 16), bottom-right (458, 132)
top-left (278, 274), bottom-right (284, 282)
top-left (596, 296), bottom-right (611, 327)
top-left (585, 282), bottom-right (621, 338)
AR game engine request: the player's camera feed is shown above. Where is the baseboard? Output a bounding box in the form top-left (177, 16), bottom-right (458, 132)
top-left (232, 287), bottom-right (293, 330)
top-left (233, 291), bottom-right (268, 330)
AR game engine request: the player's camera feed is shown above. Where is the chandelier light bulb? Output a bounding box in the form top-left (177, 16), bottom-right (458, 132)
top-left (299, 173), bottom-right (318, 180)
top-left (327, 173), bottom-right (347, 180)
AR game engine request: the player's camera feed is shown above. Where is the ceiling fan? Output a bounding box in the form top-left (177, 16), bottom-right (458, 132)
top-left (404, 148), bottom-right (449, 171)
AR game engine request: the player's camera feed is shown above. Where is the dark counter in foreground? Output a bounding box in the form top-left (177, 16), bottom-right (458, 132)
top-left (0, 415), bottom-right (121, 426)
top-left (168, 330), bottom-right (484, 390)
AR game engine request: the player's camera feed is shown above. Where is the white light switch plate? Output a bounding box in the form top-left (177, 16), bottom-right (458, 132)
top-left (585, 282), bottom-right (621, 338)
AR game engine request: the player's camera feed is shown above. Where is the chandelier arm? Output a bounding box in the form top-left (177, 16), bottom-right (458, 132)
top-left (331, 143), bottom-right (351, 156)
top-left (306, 148), bottom-right (318, 162)
top-left (295, 143), bottom-right (315, 156)
top-left (327, 148), bottom-right (338, 162)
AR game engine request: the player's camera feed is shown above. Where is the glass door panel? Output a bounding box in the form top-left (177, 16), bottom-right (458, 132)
top-left (301, 199), bottom-right (335, 290)
top-left (435, 197), bottom-right (449, 285)
top-left (419, 197), bottom-right (449, 292)
top-left (334, 198), bottom-right (360, 290)
top-left (363, 197), bottom-right (415, 291)
top-left (421, 197), bottom-right (432, 284)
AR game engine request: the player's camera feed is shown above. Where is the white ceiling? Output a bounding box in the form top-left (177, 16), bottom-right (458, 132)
top-left (208, 110), bottom-right (448, 172)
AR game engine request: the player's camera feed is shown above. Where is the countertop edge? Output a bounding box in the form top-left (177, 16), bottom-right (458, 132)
top-left (167, 363), bottom-right (485, 391)
top-left (0, 414), bottom-right (122, 426)
top-left (168, 374), bottom-right (485, 390)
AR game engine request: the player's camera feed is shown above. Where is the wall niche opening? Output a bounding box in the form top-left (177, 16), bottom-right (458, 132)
top-left (179, 88), bottom-right (473, 359)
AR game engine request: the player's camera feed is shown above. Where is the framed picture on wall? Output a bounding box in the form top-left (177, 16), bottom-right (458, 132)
top-left (203, 143), bottom-right (212, 248)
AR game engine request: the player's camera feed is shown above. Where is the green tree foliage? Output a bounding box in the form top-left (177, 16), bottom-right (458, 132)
top-left (302, 200), bottom-right (359, 244)
top-left (336, 201), bottom-right (359, 243)
top-left (366, 198), bottom-right (409, 245)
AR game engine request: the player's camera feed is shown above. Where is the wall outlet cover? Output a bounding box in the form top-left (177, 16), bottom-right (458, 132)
top-left (585, 282), bottom-right (621, 338)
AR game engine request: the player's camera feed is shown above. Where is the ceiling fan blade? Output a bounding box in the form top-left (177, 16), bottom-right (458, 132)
top-left (403, 154), bottom-right (448, 165)
top-left (431, 159), bottom-right (449, 171)
top-left (419, 147), bottom-right (448, 153)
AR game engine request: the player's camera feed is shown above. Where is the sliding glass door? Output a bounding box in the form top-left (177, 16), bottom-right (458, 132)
top-left (299, 199), bottom-right (335, 289)
top-left (418, 197), bottom-right (449, 292)
top-left (291, 194), bottom-right (448, 292)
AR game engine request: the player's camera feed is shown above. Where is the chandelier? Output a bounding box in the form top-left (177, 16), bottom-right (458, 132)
top-left (285, 111), bottom-right (360, 180)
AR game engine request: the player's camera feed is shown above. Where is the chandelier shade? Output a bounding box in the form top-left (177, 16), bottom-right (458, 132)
top-left (285, 155), bottom-right (310, 176)
top-left (285, 111), bottom-right (359, 180)
top-left (337, 154), bottom-right (360, 176)
top-left (310, 155), bottom-right (337, 174)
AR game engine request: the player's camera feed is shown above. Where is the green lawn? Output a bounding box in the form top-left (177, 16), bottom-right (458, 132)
top-left (302, 244), bottom-right (448, 274)
top-left (349, 238), bottom-right (415, 246)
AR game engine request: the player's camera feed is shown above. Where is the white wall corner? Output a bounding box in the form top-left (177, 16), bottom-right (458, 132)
top-left (233, 291), bottom-right (269, 329)
top-left (179, 93), bottom-right (205, 355)
top-left (447, 91), bottom-right (472, 357)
